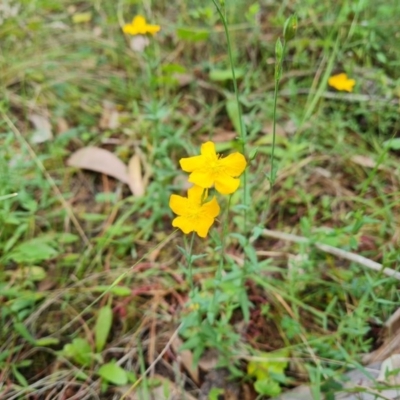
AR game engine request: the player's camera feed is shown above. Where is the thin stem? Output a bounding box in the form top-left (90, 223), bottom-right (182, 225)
top-left (210, 195), bottom-right (231, 322)
top-left (261, 41), bottom-right (287, 226)
top-left (186, 232), bottom-right (196, 294)
top-left (211, 0), bottom-right (248, 229)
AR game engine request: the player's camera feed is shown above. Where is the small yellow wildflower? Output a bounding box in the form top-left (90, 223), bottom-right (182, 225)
top-left (122, 15), bottom-right (160, 36)
top-left (180, 141), bottom-right (247, 195)
top-left (328, 73), bottom-right (356, 92)
top-left (169, 186), bottom-right (220, 238)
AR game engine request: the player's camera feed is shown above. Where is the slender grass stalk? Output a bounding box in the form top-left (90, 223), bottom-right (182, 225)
top-left (261, 41), bottom-right (287, 226)
top-left (210, 195), bottom-right (232, 323)
top-left (185, 232), bottom-right (196, 293)
top-left (211, 0), bottom-right (248, 222)
top-left (211, 0), bottom-right (252, 323)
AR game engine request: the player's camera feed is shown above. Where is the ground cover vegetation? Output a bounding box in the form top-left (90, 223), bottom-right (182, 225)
top-left (1, 0), bottom-right (400, 398)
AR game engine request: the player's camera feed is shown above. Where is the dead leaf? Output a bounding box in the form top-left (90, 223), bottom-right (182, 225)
top-left (198, 348), bottom-right (219, 372)
top-left (130, 36), bottom-right (150, 52)
top-left (29, 113), bottom-right (53, 143)
top-left (351, 155), bottom-right (383, 169)
top-left (57, 117), bottom-right (69, 134)
top-left (67, 147), bottom-right (129, 184)
top-left (127, 154), bottom-right (145, 197)
top-left (378, 355), bottom-right (400, 385)
top-left (99, 100), bottom-right (120, 130)
top-left (174, 73), bottom-right (194, 87)
top-left (172, 336), bottom-right (199, 384)
top-left (261, 122), bottom-right (286, 137)
top-left (363, 307), bottom-right (400, 364)
top-left (385, 308), bottom-right (400, 336)
top-left (201, 128), bottom-right (237, 143)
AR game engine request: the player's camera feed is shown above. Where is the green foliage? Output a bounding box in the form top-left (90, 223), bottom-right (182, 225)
top-left (95, 305), bottom-right (113, 352)
top-left (247, 349), bottom-right (290, 397)
top-left (61, 338), bottom-right (93, 367)
top-left (0, 0), bottom-right (399, 398)
top-left (97, 362), bottom-right (129, 385)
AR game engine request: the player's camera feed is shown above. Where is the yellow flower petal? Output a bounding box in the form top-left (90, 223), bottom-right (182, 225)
top-left (201, 197), bottom-right (220, 218)
top-left (188, 170), bottom-right (214, 188)
top-left (328, 73), bottom-right (356, 92)
top-left (194, 216), bottom-right (215, 238)
top-left (187, 185), bottom-right (206, 202)
top-left (145, 24), bottom-right (161, 34)
top-left (180, 155), bottom-right (205, 172)
top-left (172, 216), bottom-right (194, 234)
top-left (200, 141), bottom-right (218, 161)
top-left (170, 186), bottom-right (219, 238)
top-left (215, 174), bottom-right (240, 194)
top-left (123, 15), bottom-right (160, 36)
top-left (169, 194), bottom-right (189, 216)
top-left (132, 15), bottom-right (146, 28)
top-left (219, 152), bottom-right (246, 177)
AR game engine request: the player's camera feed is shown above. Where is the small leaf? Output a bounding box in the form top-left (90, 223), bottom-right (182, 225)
top-left (208, 388), bottom-right (224, 400)
top-left (12, 365), bottom-right (29, 387)
top-left (95, 306), bottom-right (113, 352)
top-left (72, 12), bottom-right (92, 24)
top-left (67, 147), bottom-right (130, 184)
top-left (128, 154), bottom-right (145, 197)
top-left (384, 138), bottom-right (400, 150)
top-left (92, 285), bottom-right (131, 297)
top-left (13, 322), bottom-right (35, 344)
top-left (12, 266), bottom-right (46, 282)
top-left (177, 27), bottom-right (209, 42)
top-left (209, 68), bottom-right (245, 82)
top-left (98, 362), bottom-right (128, 385)
top-left (254, 378), bottom-right (282, 396)
top-left (226, 97), bottom-right (242, 134)
top-left (35, 337), bottom-right (60, 346)
top-left (28, 113), bottom-right (53, 143)
top-left (8, 238), bottom-right (58, 264)
top-left (62, 338), bottom-right (93, 366)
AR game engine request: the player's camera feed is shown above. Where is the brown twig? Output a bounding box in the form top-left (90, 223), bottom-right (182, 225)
top-left (261, 228), bottom-right (400, 280)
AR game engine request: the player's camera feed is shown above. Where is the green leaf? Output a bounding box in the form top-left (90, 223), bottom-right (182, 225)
top-left (384, 138), bottom-right (400, 150)
top-left (13, 322), bottom-right (35, 344)
top-left (177, 27), bottom-right (209, 42)
top-left (11, 365), bottom-right (29, 387)
top-left (226, 97), bottom-right (241, 134)
top-left (92, 286), bottom-right (131, 297)
top-left (209, 388), bottom-right (224, 400)
top-left (209, 68), bottom-right (245, 82)
top-left (57, 233), bottom-right (80, 244)
top-left (12, 266), bottom-right (46, 282)
top-left (248, 348), bottom-right (289, 395)
top-left (95, 306), bottom-right (113, 352)
top-left (8, 238), bottom-right (58, 264)
top-left (62, 338), bottom-right (93, 366)
top-left (35, 337), bottom-right (60, 346)
top-left (98, 362), bottom-right (128, 385)
top-left (254, 378), bottom-right (282, 396)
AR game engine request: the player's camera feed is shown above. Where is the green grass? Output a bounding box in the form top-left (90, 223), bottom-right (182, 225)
top-left (1, 0), bottom-right (400, 398)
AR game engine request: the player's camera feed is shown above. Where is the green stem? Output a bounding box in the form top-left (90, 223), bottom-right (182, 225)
top-left (186, 232), bottom-right (196, 294)
top-left (210, 195), bottom-right (231, 322)
top-left (211, 0), bottom-right (248, 229)
top-left (261, 41), bottom-right (287, 226)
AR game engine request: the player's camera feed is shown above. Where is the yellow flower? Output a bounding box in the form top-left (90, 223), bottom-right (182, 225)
top-left (328, 73), bottom-right (356, 92)
top-left (180, 141), bottom-right (247, 195)
top-left (122, 15), bottom-right (160, 36)
top-left (169, 186), bottom-right (220, 238)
